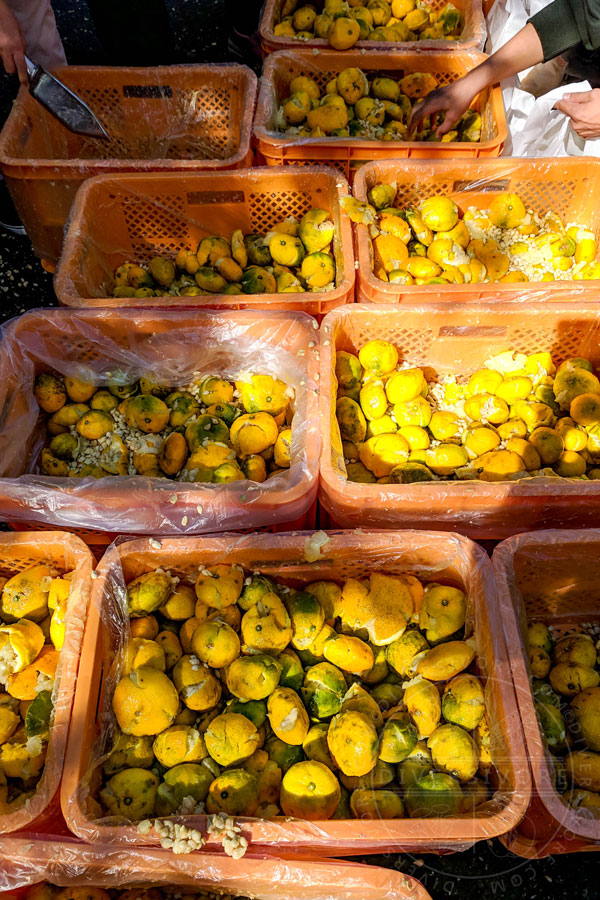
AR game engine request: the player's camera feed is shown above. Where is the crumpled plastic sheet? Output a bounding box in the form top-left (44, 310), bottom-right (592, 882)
top-left (319, 304), bottom-right (600, 539)
top-left (502, 80), bottom-right (600, 157)
top-left (493, 530), bottom-right (600, 857)
top-left (0, 837), bottom-right (433, 898)
top-left (0, 308), bottom-right (320, 535)
top-left (63, 530), bottom-right (530, 857)
top-left (0, 531), bottom-right (92, 835)
top-left (254, 49), bottom-right (502, 157)
top-left (0, 64), bottom-right (257, 168)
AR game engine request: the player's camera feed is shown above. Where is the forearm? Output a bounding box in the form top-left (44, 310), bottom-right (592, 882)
top-left (410, 21), bottom-right (546, 136)
top-left (458, 24), bottom-right (545, 96)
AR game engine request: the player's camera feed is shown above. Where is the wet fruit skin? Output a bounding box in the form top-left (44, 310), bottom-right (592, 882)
top-left (96, 560), bottom-right (492, 824)
top-left (35, 368), bottom-right (296, 484)
top-left (337, 343), bottom-right (600, 484)
top-left (109, 210), bottom-right (337, 298)
top-left (272, 1), bottom-right (464, 48)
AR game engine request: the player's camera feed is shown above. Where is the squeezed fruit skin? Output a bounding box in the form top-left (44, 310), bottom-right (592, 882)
top-left (272, 0), bottom-right (463, 48)
top-left (0, 564), bottom-right (85, 805)
top-left (100, 768), bottom-right (160, 819)
top-left (405, 772), bottom-right (463, 818)
top-left (110, 210), bottom-right (336, 299)
top-left (95, 559), bottom-right (491, 825)
top-left (327, 711), bottom-right (379, 776)
top-left (204, 712), bottom-right (261, 766)
top-left (358, 193), bottom-right (600, 290)
top-left (525, 615), bottom-right (600, 816)
top-left (280, 760), bottom-right (341, 819)
top-left (37, 368), bottom-right (295, 484)
top-left (112, 667), bottom-right (179, 736)
top-left (338, 344), bottom-right (600, 484)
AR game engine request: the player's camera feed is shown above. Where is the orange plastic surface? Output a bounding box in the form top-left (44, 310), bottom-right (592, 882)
top-left (0, 65), bottom-right (258, 265)
top-left (62, 530), bottom-right (529, 856)
top-left (255, 50), bottom-right (505, 181)
top-left (54, 167), bottom-right (354, 315)
top-left (320, 304), bottom-right (600, 538)
top-left (0, 838), bottom-right (433, 897)
top-left (352, 158), bottom-right (600, 303)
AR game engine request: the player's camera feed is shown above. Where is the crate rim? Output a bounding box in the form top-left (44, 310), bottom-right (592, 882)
top-left (53, 164), bottom-right (355, 311)
top-left (61, 528), bottom-right (530, 854)
top-left (493, 529), bottom-right (600, 845)
top-left (0, 63), bottom-right (258, 172)
top-left (352, 157), bottom-right (600, 304)
top-left (254, 48), bottom-right (507, 159)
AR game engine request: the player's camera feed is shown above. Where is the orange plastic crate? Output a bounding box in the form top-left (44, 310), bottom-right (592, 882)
top-left (0, 65), bottom-right (258, 267)
top-left (320, 304), bottom-right (600, 539)
top-left (7, 522), bottom-right (114, 563)
top-left (353, 158), bottom-right (600, 303)
top-left (7, 493), bottom-right (318, 561)
top-left (54, 167), bottom-right (354, 315)
top-left (0, 842), bottom-right (433, 900)
top-left (254, 50), bottom-right (506, 181)
top-left (0, 531), bottom-right (92, 836)
top-left (493, 530), bottom-right (600, 858)
top-left (260, 0), bottom-right (485, 56)
top-left (61, 529), bottom-right (529, 856)
top-left (0, 308), bottom-right (320, 536)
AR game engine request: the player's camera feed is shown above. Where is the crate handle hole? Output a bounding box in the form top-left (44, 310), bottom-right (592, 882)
top-left (438, 325), bottom-right (508, 338)
top-left (122, 85), bottom-right (173, 99)
top-left (452, 179), bottom-right (510, 193)
top-left (186, 190), bottom-right (245, 205)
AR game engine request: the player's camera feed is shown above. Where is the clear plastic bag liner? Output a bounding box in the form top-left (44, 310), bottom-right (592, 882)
top-left (0, 532), bottom-right (93, 834)
top-left (54, 166), bottom-right (354, 316)
top-left (351, 158), bottom-right (600, 304)
top-left (0, 66), bottom-right (257, 265)
top-left (0, 65), bottom-right (257, 167)
top-left (493, 530), bottom-right (600, 855)
top-left (62, 530), bottom-right (529, 856)
top-left (254, 50), bottom-right (504, 160)
top-left (320, 304), bottom-right (600, 539)
top-left (0, 838), bottom-right (433, 899)
top-left (0, 308), bottom-right (319, 535)
top-left (260, 0), bottom-right (486, 54)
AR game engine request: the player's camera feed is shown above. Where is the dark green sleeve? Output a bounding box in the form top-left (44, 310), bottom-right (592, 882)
top-left (528, 0), bottom-right (583, 61)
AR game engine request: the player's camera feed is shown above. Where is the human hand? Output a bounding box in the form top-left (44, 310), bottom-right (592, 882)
top-left (409, 79), bottom-right (479, 138)
top-left (0, 1), bottom-right (27, 84)
top-left (553, 89), bottom-right (600, 139)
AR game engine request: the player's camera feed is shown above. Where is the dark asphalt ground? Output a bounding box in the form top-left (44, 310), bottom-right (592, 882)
top-left (0, 2), bottom-right (596, 896)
